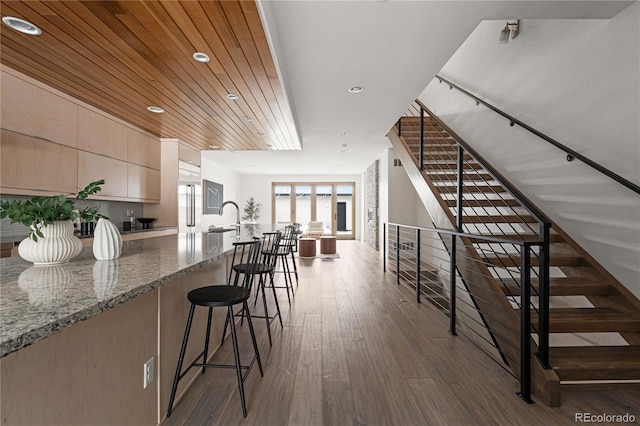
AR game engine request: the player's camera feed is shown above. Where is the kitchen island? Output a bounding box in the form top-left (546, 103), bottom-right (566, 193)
top-left (0, 224), bottom-right (277, 425)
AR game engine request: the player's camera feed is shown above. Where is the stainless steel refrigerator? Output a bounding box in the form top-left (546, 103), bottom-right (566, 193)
top-left (178, 161), bottom-right (202, 232)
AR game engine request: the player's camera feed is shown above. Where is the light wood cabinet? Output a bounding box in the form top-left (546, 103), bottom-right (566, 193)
top-left (0, 130), bottom-right (78, 194)
top-left (78, 151), bottom-right (128, 198)
top-left (127, 129), bottom-right (160, 169)
top-left (1, 71), bottom-right (77, 148)
top-left (128, 164), bottom-right (160, 201)
top-left (1, 67), bottom-right (162, 203)
top-left (78, 107), bottom-right (127, 160)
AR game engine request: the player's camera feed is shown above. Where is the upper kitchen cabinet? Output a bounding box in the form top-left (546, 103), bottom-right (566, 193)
top-left (0, 129), bottom-right (78, 195)
top-left (77, 151), bottom-right (128, 199)
top-left (1, 70), bottom-right (77, 148)
top-left (78, 108), bottom-right (128, 161)
top-left (1, 67), bottom-right (161, 202)
top-left (128, 129), bottom-right (161, 170)
top-left (128, 164), bottom-right (160, 202)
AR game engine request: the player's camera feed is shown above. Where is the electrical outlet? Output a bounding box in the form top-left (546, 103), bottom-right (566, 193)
top-left (143, 357), bottom-right (154, 389)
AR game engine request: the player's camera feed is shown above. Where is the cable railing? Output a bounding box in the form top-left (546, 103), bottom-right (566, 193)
top-left (384, 222), bottom-right (541, 402)
top-left (435, 75), bottom-right (640, 196)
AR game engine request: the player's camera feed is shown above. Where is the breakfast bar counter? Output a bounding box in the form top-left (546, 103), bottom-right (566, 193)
top-left (0, 224), bottom-right (277, 426)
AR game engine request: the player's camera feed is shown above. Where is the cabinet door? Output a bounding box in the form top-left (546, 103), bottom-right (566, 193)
top-left (78, 107), bottom-right (127, 160)
top-left (78, 151), bottom-right (128, 198)
top-left (128, 164), bottom-right (160, 201)
top-left (127, 129), bottom-right (160, 169)
top-left (0, 130), bottom-right (77, 194)
top-left (1, 71), bottom-right (78, 148)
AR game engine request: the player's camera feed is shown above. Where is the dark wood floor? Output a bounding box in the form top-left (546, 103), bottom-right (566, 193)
top-left (163, 240), bottom-right (640, 425)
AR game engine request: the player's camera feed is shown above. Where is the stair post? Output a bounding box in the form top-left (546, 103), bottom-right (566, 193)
top-left (449, 233), bottom-right (457, 336)
top-left (537, 222), bottom-right (551, 368)
top-left (419, 107), bottom-right (424, 171)
top-left (519, 244), bottom-right (533, 403)
top-left (416, 228), bottom-right (421, 303)
top-left (396, 225), bottom-right (400, 285)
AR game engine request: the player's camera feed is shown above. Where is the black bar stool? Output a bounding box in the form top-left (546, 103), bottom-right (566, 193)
top-left (223, 234), bottom-right (283, 346)
top-left (167, 240), bottom-right (264, 419)
top-left (280, 225), bottom-right (299, 287)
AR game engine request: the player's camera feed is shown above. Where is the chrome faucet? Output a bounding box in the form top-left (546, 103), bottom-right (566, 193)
top-left (219, 201), bottom-right (240, 234)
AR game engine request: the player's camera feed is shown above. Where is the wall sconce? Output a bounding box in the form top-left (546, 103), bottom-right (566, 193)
top-left (499, 20), bottom-right (520, 44)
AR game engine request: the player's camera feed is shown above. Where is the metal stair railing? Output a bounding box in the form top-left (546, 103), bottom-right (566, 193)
top-left (384, 222), bottom-right (540, 402)
top-left (396, 103), bottom-right (552, 371)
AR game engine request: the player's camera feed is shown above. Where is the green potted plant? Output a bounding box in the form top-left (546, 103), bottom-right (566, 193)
top-left (242, 196), bottom-right (261, 223)
top-left (0, 180), bottom-right (106, 264)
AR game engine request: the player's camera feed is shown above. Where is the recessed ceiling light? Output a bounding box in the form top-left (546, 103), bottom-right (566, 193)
top-left (348, 86), bottom-right (364, 94)
top-left (146, 106), bottom-right (164, 113)
top-left (338, 132), bottom-right (348, 136)
top-left (208, 145), bottom-right (221, 149)
top-left (226, 93), bottom-right (239, 100)
top-left (2, 16), bottom-right (41, 35)
top-left (192, 52), bottom-right (210, 63)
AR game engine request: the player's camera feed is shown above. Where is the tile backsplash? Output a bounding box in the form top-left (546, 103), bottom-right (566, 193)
top-left (0, 195), bottom-right (143, 238)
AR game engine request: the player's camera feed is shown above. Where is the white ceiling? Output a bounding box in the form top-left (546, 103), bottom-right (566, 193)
top-left (204, 0), bottom-right (634, 176)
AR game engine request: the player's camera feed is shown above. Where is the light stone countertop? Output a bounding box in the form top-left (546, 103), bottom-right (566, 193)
top-left (0, 224), bottom-right (278, 357)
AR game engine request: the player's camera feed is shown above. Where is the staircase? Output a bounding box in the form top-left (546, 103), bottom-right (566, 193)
top-left (389, 112), bottom-right (640, 405)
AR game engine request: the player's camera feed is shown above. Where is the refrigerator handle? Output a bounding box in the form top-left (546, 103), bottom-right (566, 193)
top-left (186, 184), bottom-right (194, 227)
top-left (190, 184), bottom-right (196, 227)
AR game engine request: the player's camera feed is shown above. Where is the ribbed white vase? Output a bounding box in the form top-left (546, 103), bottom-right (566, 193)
top-left (92, 218), bottom-right (122, 260)
top-left (18, 221), bottom-right (83, 265)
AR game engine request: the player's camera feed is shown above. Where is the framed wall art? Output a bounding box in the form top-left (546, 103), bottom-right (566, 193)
top-left (203, 180), bottom-right (223, 214)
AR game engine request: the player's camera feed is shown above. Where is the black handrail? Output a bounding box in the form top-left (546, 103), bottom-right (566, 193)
top-left (435, 75), bottom-right (640, 195)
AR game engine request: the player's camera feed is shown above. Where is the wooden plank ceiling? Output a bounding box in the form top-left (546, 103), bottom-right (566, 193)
top-left (0, 0), bottom-right (299, 152)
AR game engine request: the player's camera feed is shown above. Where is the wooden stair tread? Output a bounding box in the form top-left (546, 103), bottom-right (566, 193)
top-left (550, 346), bottom-right (640, 381)
top-left (445, 198), bottom-right (521, 207)
top-left (462, 214), bottom-right (538, 224)
top-left (502, 277), bottom-right (611, 296)
top-left (544, 308), bottom-right (640, 333)
top-left (427, 172), bottom-right (494, 180)
top-left (465, 233), bottom-right (564, 243)
top-left (484, 253), bottom-right (583, 267)
top-left (422, 162), bottom-right (484, 170)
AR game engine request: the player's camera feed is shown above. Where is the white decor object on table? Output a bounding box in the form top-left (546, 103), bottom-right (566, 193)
top-left (92, 218), bottom-right (122, 260)
top-left (18, 220), bottom-right (83, 265)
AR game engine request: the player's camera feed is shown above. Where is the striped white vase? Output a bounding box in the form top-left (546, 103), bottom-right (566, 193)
top-left (92, 218), bottom-right (122, 260)
top-left (18, 221), bottom-right (83, 265)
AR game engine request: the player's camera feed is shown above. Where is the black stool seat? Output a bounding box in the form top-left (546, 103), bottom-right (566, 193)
top-left (232, 263), bottom-right (274, 276)
top-left (188, 285), bottom-right (251, 307)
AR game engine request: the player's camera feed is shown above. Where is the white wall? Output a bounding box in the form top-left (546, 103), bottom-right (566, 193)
top-left (385, 149), bottom-right (432, 227)
top-left (420, 4), bottom-right (640, 296)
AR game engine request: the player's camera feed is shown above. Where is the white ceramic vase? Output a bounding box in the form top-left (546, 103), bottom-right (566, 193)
top-left (92, 218), bottom-right (122, 260)
top-left (18, 220), bottom-right (83, 265)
